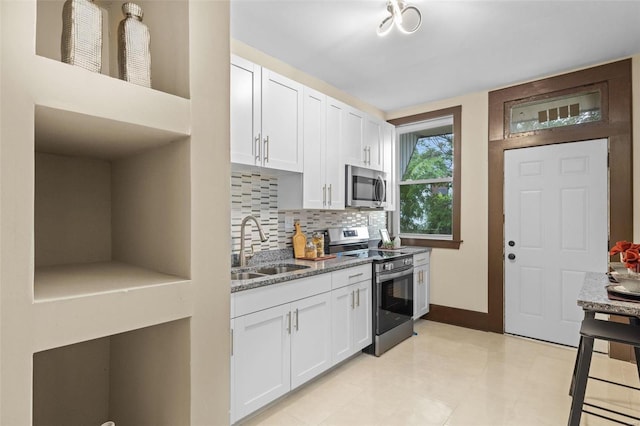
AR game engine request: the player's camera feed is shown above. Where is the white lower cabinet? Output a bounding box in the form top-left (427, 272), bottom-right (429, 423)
top-left (231, 289), bottom-right (332, 423)
top-left (331, 281), bottom-right (372, 364)
top-left (232, 303), bottom-right (292, 422)
top-left (331, 269), bottom-right (372, 364)
top-left (413, 252), bottom-right (431, 319)
top-left (230, 265), bottom-right (373, 424)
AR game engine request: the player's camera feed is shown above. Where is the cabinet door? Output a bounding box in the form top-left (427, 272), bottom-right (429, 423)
top-left (230, 55), bottom-right (261, 166)
top-left (233, 304), bottom-right (291, 420)
top-left (230, 319), bottom-right (235, 424)
top-left (353, 281), bottom-right (372, 351)
top-left (342, 106), bottom-right (364, 167)
top-left (415, 264), bottom-right (430, 318)
top-left (331, 285), bottom-right (355, 364)
top-left (291, 292), bottom-right (332, 389)
top-left (382, 122), bottom-right (396, 211)
top-left (302, 88), bottom-right (326, 209)
top-left (262, 69), bottom-right (303, 172)
top-left (325, 99), bottom-right (345, 210)
top-left (364, 116), bottom-right (383, 171)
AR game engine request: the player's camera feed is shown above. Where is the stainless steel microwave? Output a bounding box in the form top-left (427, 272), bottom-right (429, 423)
top-left (345, 164), bottom-right (387, 208)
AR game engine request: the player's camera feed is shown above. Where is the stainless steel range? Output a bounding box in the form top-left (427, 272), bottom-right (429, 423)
top-left (326, 227), bottom-right (414, 356)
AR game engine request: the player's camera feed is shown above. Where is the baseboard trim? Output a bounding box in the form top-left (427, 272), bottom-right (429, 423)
top-left (423, 304), bottom-right (490, 332)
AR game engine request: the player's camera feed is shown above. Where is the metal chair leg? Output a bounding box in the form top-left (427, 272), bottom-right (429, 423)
top-left (569, 335), bottom-right (584, 397)
top-left (569, 336), bottom-right (594, 426)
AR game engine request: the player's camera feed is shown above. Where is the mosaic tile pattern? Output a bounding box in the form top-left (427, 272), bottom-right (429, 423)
top-left (231, 171), bottom-right (388, 254)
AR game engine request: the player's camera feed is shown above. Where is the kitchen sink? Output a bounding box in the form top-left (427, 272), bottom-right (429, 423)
top-left (231, 272), bottom-right (265, 281)
top-left (255, 264), bottom-right (310, 275)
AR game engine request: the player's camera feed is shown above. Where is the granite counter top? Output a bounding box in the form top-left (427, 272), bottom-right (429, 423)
top-left (578, 272), bottom-right (640, 317)
top-left (231, 256), bottom-right (373, 293)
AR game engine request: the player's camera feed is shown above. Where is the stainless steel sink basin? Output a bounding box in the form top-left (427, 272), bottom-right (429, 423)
top-left (231, 272), bottom-right (265, 281)
top-left (255, 264), bottom-right (310, 275)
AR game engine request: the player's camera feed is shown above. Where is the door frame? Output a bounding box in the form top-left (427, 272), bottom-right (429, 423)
top-left (487, 59), bottom-right (633, 334)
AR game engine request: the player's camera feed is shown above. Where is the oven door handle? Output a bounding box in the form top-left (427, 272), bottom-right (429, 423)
top-left (377, 267), bottom-right (414, 282)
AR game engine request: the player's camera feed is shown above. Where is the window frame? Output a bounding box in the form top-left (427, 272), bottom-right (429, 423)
top-left (388, 105), bottom-right (462, 249)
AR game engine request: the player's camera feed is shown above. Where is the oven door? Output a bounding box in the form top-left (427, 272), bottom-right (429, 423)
top-left (375, 266), bottom-right (414, 335)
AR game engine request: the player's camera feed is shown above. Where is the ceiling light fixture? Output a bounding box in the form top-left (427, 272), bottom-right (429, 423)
top-left (377, 0), bottom-right (422, 36)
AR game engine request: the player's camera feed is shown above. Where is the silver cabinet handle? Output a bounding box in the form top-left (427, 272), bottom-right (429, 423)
top-left (351, 291), bottom-right (355, 309)
top-left (263, 136), bottom-right (269, 163)
top-left (367, 146), bottom-right (371, 165)
top-left (323, 185), bottom-right (326, 206)
top-left (294, 308), bottom-right (299, 331)
top-left (349, 273), bottom-right (364, 279)
top-left (255, 133), bottom-right (261, 163)
top-left (231, 328), bottom-right (234, 356)
top-left (356, 288), bottom-right (360, 307)
top-left (328, 184), bottom-right (332, 206)
top-left (286, 312), bottom-right (291, 334)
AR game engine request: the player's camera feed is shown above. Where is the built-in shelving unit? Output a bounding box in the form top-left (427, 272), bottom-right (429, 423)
top-left (33, 319), bottom-right (190, 426)
top-left (1, 0), bottom-right (230, 423)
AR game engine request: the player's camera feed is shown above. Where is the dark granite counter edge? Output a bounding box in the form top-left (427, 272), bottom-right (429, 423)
top-left (578, 272), bottom-right (640, 317)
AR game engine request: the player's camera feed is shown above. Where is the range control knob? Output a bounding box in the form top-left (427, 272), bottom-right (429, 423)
top-left (403, 258), bottom-right (412, 266)
top-left (384, 263), bottom-right (394, 271)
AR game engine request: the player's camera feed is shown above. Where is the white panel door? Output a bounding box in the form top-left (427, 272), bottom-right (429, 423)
top-left (302, 88), bottom-right (326, 209)
top-left (325, 99), bottom-right (345, 209)
top-left (230, 55), bottom-right (261, 166)
top-left (504, 139), bottom-right (608, 346)
top-left (364, 116), bottom-right (383, 171)
top-left (261, 69), bottom-right (303, 172)
top-left (290, 292), bottom-right (332, 390)
top-left (353, 281), bottom-right (372, 350)
top-left (233, 304), bottom-right (291, 420)
top-left (331, 285), bottom-right (354, 364)
top-left (342, 107), bottom-right (364, 167)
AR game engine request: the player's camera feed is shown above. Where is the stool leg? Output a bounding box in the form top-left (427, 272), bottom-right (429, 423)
top-left (569, 336), bottom-right (584, 397)
top-left (629, 318), bottom-right (640, 380)
top-left (568, 336), bottom-right (594, 426)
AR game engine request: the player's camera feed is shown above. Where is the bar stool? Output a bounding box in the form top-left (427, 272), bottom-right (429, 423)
top-left (569, 316), bottom-right (640, 425)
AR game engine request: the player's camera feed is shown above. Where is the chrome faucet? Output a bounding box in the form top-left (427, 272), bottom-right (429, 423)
top-left (239, 215), bottom-right (268, 266)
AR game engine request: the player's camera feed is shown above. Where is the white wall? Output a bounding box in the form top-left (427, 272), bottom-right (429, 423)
top-left (387, 92), bottom-right (490, 313)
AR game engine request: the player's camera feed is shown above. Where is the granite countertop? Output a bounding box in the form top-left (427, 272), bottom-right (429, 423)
top-left (230, 246), bottom-right (431, 293)
top-left (578, 272), bottom-right (640, 317)
top-left (231, 256), bottom-right (372, 293)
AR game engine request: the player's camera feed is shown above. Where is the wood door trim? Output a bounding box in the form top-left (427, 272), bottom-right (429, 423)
top-left (487, 59), bottom-right (633, 335)
top-left (424, 304), bottom-right (489, 331)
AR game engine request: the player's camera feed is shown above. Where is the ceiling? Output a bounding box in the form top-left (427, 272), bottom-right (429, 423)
top-left (231, 0), bottom-right (640, 113)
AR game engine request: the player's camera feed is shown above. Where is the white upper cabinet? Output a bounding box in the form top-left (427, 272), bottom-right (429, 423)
top-left (342, 105), bottom-right (384, 171)
top-left (325, 98), bottom-right (345, 209)
top-left (382, 121), bottom-right (396, 211)
top-left (364, 116), bottom-right (384, 171)
top-left (302, 88), bottom-right (327, 209)
top-left (231, 56), bottom-right (261, 166)
top-left (231, 56), bottom-right (303, 172)
top-left (342, 106), bottom-right (365, 167)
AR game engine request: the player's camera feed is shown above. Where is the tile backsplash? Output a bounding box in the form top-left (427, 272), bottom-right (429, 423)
top-left (231, 171), bottom-right (388, 254)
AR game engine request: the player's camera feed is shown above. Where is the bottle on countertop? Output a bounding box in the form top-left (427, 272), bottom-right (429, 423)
top-left (292, 221), bottom-right (306, 259)
top-left (305, 241), bottom-right (317, 259)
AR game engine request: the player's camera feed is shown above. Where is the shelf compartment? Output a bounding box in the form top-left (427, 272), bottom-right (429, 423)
top-left (36, 0), bottom-right (190, 99)
top-left (33, 319), bottom-right (190, 426)
top-left (34, 261), bottom-right (188, 302)
top-left (35, 104), bottom-right (189, 160)
top-left (35, 139), bottom-right (190, 301)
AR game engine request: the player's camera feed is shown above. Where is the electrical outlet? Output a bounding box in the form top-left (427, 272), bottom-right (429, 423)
top-left (284, 214), bottom-right (294, 231)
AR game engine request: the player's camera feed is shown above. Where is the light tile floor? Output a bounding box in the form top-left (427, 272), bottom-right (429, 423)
top-left (241, 320), bottom-right (640, 426)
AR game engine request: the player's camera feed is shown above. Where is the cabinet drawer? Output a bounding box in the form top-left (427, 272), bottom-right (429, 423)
top-left (233, 274), bottom-right (331, 318)
top-left (331, 264), bottom-right (372, 289)
top-left (413, 253), bottom-right (430, 266)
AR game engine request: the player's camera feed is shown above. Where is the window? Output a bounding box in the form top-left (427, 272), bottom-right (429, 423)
top-left (389, 106), bottom-right (461, 249)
